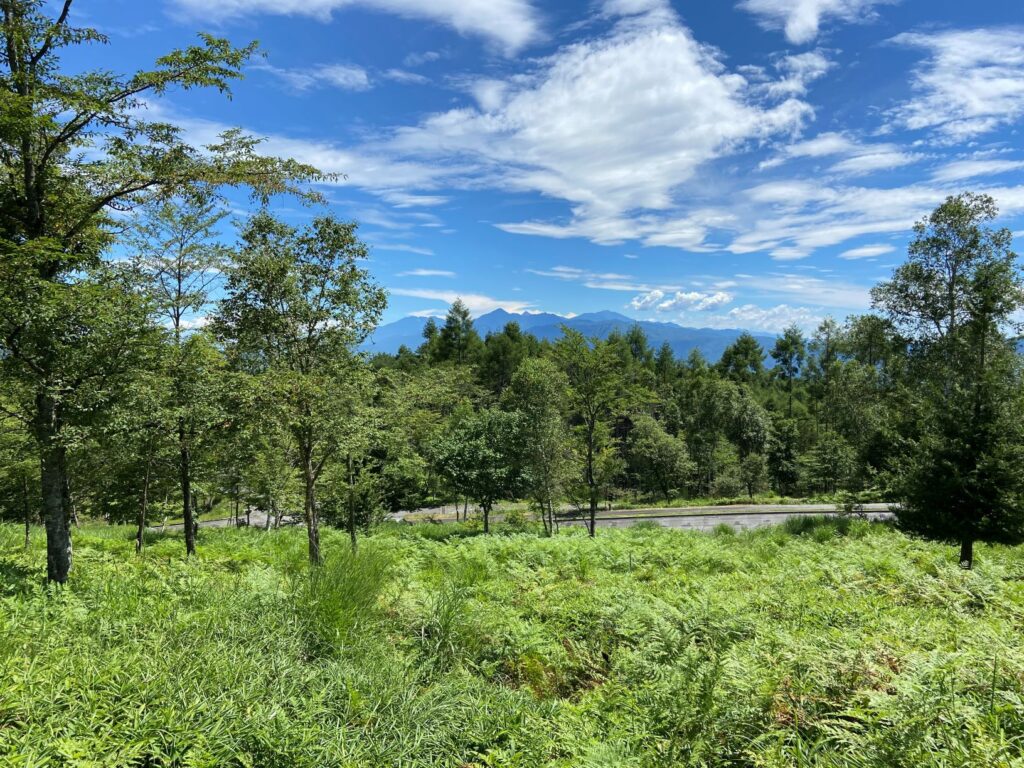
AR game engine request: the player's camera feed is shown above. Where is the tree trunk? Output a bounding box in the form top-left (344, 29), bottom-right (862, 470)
top-left (179, 419), bottom-right (195, 556)
top-left (483, 502), bottom-right (490, 534)
top-left (588, 488), bottom-right (597, 538)
top-left (23, 474), bottom-right (31, 550)
top-left (959, 538), bottom-right (974, 570)
top-left (137, 447), bottom-right (152, 554)
top-left (37, 392), bottom-right (72, 583)
top-left (303, 454), bottom-right (321, 565)
top-left (347, 454), bottom-right (357, 551)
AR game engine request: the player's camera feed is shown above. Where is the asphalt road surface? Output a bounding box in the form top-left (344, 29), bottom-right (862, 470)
top-left (157, 503), bottom-right (894, 533)
top-left (553, 503), bottom-right (893, 531)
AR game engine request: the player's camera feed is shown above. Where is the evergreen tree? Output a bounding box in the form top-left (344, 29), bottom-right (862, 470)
top-left (874, 193), bottom-right (1024, 569)
top-left (719, 332), bottom-right (766, 384)
top-left (436, 299), bottom-right (482, 365)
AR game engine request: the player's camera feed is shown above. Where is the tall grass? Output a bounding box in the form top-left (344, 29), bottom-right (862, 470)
top-left (2, 520), bottom-right (1023, 765)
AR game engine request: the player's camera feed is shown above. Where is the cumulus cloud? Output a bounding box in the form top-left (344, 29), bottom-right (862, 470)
top-left (738, 0), bottom-right (897, 44)
top-left (888, 27), bottom-right (1024, 141)
top-left (764, 50), bottom-right (834, 97)
top-left (630, 289), bottom-right (733, 312)
top-left (709, 303), bottom-right (824, 332)
top-left (170, 0), bottom-right (542, 54)
top-left (387, 2), bottom-right (812, 246)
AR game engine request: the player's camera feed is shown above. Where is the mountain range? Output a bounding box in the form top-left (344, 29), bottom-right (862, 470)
top-left (362, 309), bottom-right (777, 363)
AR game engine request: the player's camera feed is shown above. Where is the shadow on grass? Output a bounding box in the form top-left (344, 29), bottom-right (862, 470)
top-left (0, 556), bottom-right (40, 595)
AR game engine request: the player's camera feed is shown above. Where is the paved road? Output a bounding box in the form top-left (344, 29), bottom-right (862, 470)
top-left (151, 510), bottom-right (300, 532)
top-left (554, 503), bottom-right (893, 531)
top-left (155, 503), bottom-right (894, 533)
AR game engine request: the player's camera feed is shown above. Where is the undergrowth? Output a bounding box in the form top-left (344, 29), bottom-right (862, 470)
top-left (2, 519), bottom-right (1023, 766)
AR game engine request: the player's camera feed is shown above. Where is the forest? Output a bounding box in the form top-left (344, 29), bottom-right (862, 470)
top-left (4, 2), bottom-right (1024, 763)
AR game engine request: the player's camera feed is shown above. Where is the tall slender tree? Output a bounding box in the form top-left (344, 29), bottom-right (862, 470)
top-left (129, 193), bottom-right (229, 555)
top-left (554, 329), bottom-right (624, 536)
top-left (771, 325), bottom-right (806, 417)
top-left (213, 212), bottom-right (385, 565)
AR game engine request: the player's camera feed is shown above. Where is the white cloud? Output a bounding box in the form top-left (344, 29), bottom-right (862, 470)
top-left (389, 288), bottom-right (533, 314)
top-left (629, 289), bottom-right (665, 310)
top-left (761, 131), bottom-right (924, 176)
top-left (372, 244), bottom-right (435, 256)
top-left (526, 266), bottom-right (669, 293)
top-left (930, 159), bottom-right (1024, 183)
top-left (739, 273), bottom-right (872, 310)
top-left (828, 149), bottom-right (923, 175)
top-left (254, 62), bottom-right (372, 91)
top-left (730, 182), bottom-right (1002, 259)
top-left (709, 303), bottom-right (824, 333)
top-left (889, 28), bottom-right (1024, 141)
top-left (738, 0), bottom-right (896, 44)
top-left (404, 50), bottom-right (442, 67)
top-left (765, 50), bottom-right (834, 97)
top-left (384, 69), bottom-right (430, 85)
top-left (631, 289), bottom-right (733, 311)
top-left (387, 2), bottom-right (812, 246)
top-left (396, 268), bottom-right (456, 277)
top-left (176, 316), bottom-right (210, 330)
top-left (141, 103), bottom-right (468, 203)
top-left (838, 243), bottom-right (896, 260)
top-left (170, 0), bottom-right (542, 54)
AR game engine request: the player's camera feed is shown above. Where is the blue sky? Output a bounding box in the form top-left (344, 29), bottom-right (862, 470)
top-left (71, 0), bottom-right (1024, 331)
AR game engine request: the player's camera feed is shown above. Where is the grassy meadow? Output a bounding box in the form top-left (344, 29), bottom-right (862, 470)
top-left (2, 519), bottom-right (1023, 767)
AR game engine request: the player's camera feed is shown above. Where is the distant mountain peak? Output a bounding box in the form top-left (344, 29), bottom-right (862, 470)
top-left (362, 308), bottom-right (777, 363)
top-left (574, 310), bottom-right (632, 322)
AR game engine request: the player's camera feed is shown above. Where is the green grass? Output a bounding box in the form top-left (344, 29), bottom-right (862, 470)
top-left (2, 519), bottom-right (1023, 766)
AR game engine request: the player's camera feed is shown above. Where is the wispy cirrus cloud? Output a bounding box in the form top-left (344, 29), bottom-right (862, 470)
top-left (253, 62), bottom-right (372, 92)
top-left (930, 159), bottom-right (1024, 183)
top-left (838, 243), bottom-right (896, 260)
top-left (396, 268), bottom-right (456, 277)
top-left (888, 27), bottom-right (1024, 141)
top-left (389, 288), bottom-right (533, 314)
top-left (760, 131), bottom-right (924, 176)
top-left (169, 0), bottom-right (542, 54)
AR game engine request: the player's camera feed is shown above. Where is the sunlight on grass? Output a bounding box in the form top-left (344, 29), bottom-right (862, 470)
top-left (2, 521), bottom-right (1023, 766)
